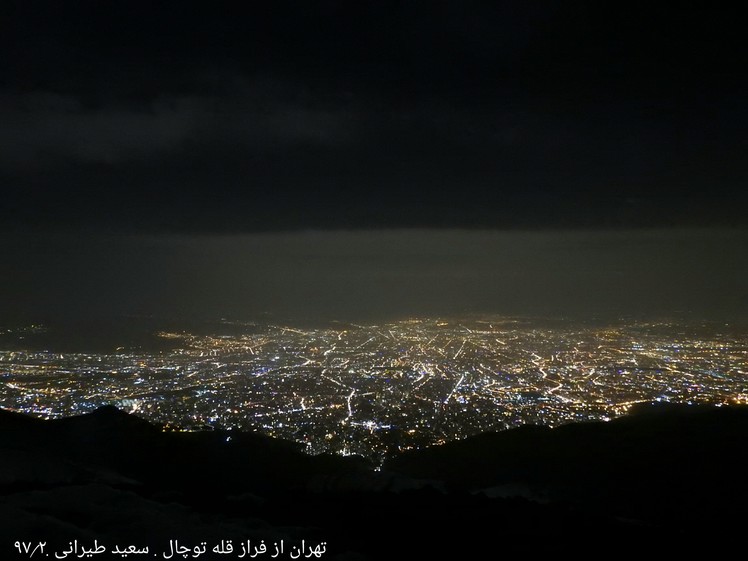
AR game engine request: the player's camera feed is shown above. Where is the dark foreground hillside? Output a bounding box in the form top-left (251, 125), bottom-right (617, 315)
top-left (2, 403), bottom-right (747, 559)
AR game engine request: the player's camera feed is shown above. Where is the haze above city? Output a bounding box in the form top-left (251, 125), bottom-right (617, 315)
top-left (2, 228), bottom-right (746, 328)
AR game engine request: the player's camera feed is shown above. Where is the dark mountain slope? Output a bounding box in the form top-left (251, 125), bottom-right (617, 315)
top-left (385, 402), bottom-right (748, 529)
top-left (2, 403), bottom-right (747, 558)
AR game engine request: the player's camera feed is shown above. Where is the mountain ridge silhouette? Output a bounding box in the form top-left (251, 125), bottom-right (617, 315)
top-left (2, 402), bottom-right (746, 558)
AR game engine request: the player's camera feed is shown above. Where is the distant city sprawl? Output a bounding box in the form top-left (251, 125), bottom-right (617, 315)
top-left (2, 317), bottom-right (746, 463)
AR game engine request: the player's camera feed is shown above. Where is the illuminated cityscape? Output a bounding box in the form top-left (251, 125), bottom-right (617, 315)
top-left (2, 3), bottom-right (748, 556)
top-left (2, 317), bottom-right (746, 463)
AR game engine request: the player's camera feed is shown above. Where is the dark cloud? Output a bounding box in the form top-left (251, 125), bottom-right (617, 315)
top-left (0, 79), bottom-right (357, 169)
top-left (1, 1), bottom-right (746, 232)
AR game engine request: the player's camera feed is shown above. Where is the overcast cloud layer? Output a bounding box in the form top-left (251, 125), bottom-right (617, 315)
top-left (2, 1), bottom-right (746, 231)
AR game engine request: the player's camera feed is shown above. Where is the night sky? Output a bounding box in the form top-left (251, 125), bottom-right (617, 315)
top-left (3, 0), bottom-right (747, 231)
top-left (2, 2), bottom-right (746, 325)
